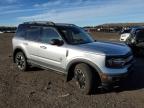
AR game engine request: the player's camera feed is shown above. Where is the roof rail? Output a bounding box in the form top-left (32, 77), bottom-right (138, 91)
top-left (55, 23), bottom-right (76, 26)
top-left (23, 21), bottom-right (55, 26)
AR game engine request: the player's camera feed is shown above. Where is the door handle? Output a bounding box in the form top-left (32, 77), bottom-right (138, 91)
top-left (40, 46), bottom-right (47, 49)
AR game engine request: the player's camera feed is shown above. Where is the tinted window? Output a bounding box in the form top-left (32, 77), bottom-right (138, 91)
top-left (41, 27), bottom-right (61, 43)
top-left (26, 27), bottom-right (41, 41)
top-left (16, 24), bottom-right (27, 38)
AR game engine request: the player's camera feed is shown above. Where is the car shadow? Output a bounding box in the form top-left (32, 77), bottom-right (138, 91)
top-left (26, 67), bottom-right (44, 72)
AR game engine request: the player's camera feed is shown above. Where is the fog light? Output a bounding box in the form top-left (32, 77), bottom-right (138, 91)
top-left (101, 74), bottom-right (112, 81)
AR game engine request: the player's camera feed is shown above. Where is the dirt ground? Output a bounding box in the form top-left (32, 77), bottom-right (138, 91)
top-left (0, 33), bottom-right (144, 108)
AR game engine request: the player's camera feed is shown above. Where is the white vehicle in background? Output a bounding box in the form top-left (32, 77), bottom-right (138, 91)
top-left (120, 29), bottom-right (131, 42)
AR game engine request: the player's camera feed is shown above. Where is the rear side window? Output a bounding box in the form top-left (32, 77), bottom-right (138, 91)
top-left (40, 27), bottom-right (61, 43)
top-left (26, 27), bottom-right (41, 42)
top-left (15, 24), bottom-right (27, 38)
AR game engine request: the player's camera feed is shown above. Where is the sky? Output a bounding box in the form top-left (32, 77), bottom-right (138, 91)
top-left (0, 0), bottom-right (144, 26)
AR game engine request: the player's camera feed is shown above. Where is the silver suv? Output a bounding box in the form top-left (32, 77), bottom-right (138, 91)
top-left (12, 21), bottom-right (134, 94)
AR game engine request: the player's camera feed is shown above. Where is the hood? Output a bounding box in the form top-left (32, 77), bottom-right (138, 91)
top-left (76, 41), bottom-right (131, 56)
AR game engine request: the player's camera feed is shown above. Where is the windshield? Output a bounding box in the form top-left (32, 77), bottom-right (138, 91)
top-left (57, 26), bottom-right (94, 45)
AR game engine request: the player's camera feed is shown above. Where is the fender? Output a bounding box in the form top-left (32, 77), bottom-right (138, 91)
top-left (66, 58), bottom-right (102, 74)
top-left (13, 46), bottom-right (27, 62)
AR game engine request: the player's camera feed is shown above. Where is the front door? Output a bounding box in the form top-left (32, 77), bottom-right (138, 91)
top-left (37, 27), bottom-right (67, 72)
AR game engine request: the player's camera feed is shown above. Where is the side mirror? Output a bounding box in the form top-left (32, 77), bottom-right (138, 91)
top-left (49, 39), bottom-right (64, 46)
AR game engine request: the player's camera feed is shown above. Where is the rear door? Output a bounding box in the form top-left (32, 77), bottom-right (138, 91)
top-left (25, 26), bottom-right (42, 61)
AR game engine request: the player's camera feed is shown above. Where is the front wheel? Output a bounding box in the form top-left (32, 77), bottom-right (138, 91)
top-left (74, 63), bottom-right (100, 94)
top-left (15, 52), bottom-right (28, 71)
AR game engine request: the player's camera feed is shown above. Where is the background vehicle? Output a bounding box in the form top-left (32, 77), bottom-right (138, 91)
top-left (126, 27), bottom-right (144, 56)
top-left (120, 28), bottom-right (131, 42)
top-left (12, 21), bottom-right (133, 94)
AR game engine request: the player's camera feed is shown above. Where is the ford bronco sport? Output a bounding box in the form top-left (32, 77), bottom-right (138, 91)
top-left (12, 21), bottom-right (134, 94)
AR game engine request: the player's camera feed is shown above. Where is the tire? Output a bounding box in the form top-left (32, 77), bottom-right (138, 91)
top-left (74, 63), bottom-right (100, 94)
top-left (15, 52), bottom-right (28, 71)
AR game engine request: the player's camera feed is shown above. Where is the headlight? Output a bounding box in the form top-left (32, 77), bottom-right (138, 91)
top-left (106, 58), bottom-right (126, 68)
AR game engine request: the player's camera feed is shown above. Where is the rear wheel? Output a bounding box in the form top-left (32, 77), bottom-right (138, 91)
top-left (15, 52), bottom-right (28, 71)
top-left (74, 63), bottom-right (100, 94)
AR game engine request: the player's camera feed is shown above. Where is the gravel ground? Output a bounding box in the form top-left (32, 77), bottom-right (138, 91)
top-left (0, 33), bottom-right (144, 108)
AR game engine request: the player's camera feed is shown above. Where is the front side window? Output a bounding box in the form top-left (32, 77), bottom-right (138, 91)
top-left (57, 26), bottom-right (94, 45)
top-left (41, 27), bottom-right (61, 43)
top-left (26, 27), bottom-right (41, 41)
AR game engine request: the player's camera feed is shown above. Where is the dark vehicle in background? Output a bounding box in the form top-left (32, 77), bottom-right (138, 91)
top-left (126, 27), bottom-right (144, 56)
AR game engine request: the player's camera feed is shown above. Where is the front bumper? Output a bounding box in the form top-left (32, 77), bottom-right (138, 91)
top-left (100, 65), bottom-right (134, 86)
